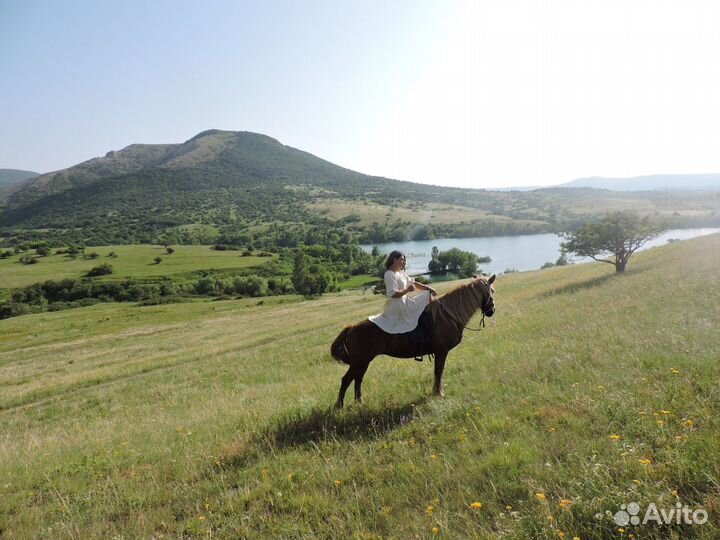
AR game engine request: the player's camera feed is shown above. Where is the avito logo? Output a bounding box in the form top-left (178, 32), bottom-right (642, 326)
top-left (614, 501), bottom-right (708, 526)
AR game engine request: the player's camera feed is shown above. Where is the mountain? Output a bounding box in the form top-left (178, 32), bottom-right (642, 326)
top-left (1, 130), bottom-right (719, 247)
top-left (561, 174), bottom-right (720, 191)
top-left (0, 169), bottom-right (40, 187)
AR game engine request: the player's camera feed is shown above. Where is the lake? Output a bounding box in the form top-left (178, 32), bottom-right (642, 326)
top-left (362, 228), bottom-right (720, 276)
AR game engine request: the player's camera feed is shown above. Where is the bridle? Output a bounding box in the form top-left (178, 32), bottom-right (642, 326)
top-left (439, 279), bottom-right (495, 332)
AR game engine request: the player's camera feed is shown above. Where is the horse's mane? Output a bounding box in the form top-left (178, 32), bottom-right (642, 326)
top-left (427, 278), bottom-right (486, 323)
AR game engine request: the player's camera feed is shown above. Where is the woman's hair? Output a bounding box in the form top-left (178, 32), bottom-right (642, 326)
top-left (384, 250), bottom-right (405, 270)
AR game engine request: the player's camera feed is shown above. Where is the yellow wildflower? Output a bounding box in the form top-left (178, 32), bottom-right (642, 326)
top-left (426, 505), bottom-right (434, 516)
top-left (432, 526), bottom-right (440, 534)
top-left (610, 434), bottom-right (621, 440)
top-left (334, 479), bottom-right (342, 486)
top-left (638, 458), bottom-right (652, 465)
top-left (682, 419), bottom-right (694, 428)
top-left (536, 492), bottom-right (546, 500)
top-left (470, 501), bottom-right (483, 509)
top-left (559, 498), bottom-right (573, 508)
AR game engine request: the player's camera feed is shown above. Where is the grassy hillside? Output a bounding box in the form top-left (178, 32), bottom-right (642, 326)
top-left (0, 245), bottom-right (272, 289)
top-left (0, 234), bottom-right (718, 539)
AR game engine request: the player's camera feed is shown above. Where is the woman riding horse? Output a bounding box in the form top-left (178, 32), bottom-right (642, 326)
top-left (331, 252), bottom-right (496, 408)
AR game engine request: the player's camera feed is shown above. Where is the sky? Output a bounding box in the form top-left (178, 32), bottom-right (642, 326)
top-left (1, 0), bottom-right (719, 189)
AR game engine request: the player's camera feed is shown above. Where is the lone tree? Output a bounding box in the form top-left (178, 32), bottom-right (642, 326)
top-left (561, 211), bottom-right (665, 273)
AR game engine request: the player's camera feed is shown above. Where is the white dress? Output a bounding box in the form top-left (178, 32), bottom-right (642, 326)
top-left (369, 270), bottom-right (431, 334)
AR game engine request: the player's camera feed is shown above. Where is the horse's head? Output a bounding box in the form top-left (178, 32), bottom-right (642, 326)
top-left (473, 274), bottom-right (496, 317)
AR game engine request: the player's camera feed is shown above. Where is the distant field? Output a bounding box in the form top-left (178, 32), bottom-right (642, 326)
top-left (0, 233), bottom-right (718, 538)
top-left (306, 200), bottom-right (493, 225)
top-left (0, 245), bottom-right (272, 289)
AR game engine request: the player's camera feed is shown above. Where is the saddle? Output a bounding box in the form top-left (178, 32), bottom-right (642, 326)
top-left (402, 309), bottom-right (433, 361)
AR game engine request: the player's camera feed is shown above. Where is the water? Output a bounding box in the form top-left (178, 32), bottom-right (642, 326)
top-left (362, 228), bottom-right (719, 276)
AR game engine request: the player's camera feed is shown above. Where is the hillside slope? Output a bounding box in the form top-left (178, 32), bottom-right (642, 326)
top-left (1, 233), bottom-right (718, 538)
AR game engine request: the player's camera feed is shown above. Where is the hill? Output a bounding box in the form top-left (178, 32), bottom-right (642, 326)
top-left (1, 131), bottom-right (719, 247)
top-left (0, 233), bottom-right (718, 538)
top-left (0, 168), bottom-right (39, 188)
top-left (562, 173), bottom-right (720, 191)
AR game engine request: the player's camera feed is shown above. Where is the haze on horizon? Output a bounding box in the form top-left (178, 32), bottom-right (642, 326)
top-left (1, 0), bottom-right (720, 189)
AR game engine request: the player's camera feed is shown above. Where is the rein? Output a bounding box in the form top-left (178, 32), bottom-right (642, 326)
top-left (438, 303), bottom-right (486, 331)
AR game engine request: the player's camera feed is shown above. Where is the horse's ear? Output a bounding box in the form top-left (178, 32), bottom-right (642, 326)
top-left (488, 274), bottom-right (496, 285)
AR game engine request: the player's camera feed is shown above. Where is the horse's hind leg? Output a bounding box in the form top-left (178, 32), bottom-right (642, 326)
top-left (335, 366), bottom-right (354, 409)
top-left (353, 362), bottom-right (370, 404)
top-left (335, 362), bottom-right (371, 409)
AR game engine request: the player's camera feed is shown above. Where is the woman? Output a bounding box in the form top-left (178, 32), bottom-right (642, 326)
top-left (369, 250), bottom-right (437, 334)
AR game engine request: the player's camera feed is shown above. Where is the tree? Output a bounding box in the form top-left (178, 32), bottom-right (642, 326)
top-left (154, 256), bottom-right (163, 264)
top-left (561, 211), bottom-right (665, 273)
top-left (428, 247), bottom-right (481, 278)
top-left (166, 246), bottom-right (175, 255)
top-left (292, 250), bottom-right (329, 297)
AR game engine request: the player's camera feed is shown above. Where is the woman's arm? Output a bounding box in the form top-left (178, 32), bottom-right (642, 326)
top-left (411, 281), bottom-right (437, 296)
top-left (391, 283), bottom-right (416, 298)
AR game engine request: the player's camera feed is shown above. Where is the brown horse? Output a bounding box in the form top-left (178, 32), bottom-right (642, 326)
top-left (330, 274), bottom-right (496, 408)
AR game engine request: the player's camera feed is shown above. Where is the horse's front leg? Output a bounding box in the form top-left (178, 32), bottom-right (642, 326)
top-left (433, 350), bottom-right (448, 397)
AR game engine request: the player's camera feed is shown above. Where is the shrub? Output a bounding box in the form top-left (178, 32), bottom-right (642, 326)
top-left (0, 302), bottom-right (31, 319)
top-left (232, 275), bottom-right (268, 297)
top-left (86, 263), bottom-right (113, 277)
top-left (20, 255), bottom-right (37, 265)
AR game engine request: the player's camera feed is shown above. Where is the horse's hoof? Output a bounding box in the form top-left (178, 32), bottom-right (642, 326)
top-left (334, 401), bottom-right (344, 410)
top-left (433, 389), bottom-right (445, 397)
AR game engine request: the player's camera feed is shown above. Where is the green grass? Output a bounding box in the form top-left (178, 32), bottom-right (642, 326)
top-left (337, 273), bottom-right (379, 290)
top-left (0, 244), bottom-right (272, 289)
top-left (1, 234), bottom-right (719, 539)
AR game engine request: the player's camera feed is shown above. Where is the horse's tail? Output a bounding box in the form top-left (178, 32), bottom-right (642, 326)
top-left (330, 326), bottom-right (352, 365)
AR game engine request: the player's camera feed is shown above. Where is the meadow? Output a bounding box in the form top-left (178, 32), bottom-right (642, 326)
top-left (0, 234), bottom-right (718, 539)
top-left (0, 245), bottom-right (272, 289)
